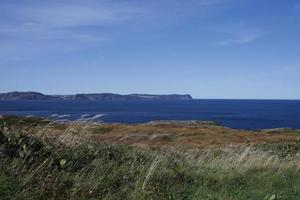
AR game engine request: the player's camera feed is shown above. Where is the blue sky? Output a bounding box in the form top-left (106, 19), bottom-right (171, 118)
top-left (1, 0), bottom-right (300, 99)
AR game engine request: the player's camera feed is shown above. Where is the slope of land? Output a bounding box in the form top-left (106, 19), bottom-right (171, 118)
top-left (1, 115), bottom-right (300, 200)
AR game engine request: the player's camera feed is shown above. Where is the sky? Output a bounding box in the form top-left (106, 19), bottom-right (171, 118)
top-left (1, 0), bottom-right (300, 99)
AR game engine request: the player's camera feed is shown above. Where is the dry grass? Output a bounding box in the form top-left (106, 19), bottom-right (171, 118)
top-left (1, 115), bottom-right (300, 199)
top-left (3, 115), bottom-right (298, 150)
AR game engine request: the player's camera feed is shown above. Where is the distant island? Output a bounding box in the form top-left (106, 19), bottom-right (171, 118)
top-left (0, 91), bottom-right (193, 101)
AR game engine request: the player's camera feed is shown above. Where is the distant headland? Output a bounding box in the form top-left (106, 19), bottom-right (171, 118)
top-left (0, 91), bottom-right (193, 101)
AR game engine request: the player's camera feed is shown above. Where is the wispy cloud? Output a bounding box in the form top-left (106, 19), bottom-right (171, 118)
top-left (0, 1), bottom-right (142, 59)
top-left (17, 3), bottom-right (141, 28)
top-left (198, 0), bottom-right (225, 6)
top-left (218, 28), bottom-right (264, 46)
top-left (295, 3), bottom-right (300, 11)
top-left (0, 0), bottom-right (230, 61)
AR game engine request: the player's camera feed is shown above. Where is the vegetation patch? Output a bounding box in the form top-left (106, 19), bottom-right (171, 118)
top-left (1, 116), bottom-right (300, 199)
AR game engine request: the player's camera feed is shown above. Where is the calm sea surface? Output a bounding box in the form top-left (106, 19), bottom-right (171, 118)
top-left (0, 100), bottom-right (300, 130)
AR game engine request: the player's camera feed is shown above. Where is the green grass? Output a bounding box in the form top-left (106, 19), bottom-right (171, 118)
top-left (0, 172), bottom-right (18, 200)
top-left (1, 120), bottom-right (300, 199)
top-left (90, 126), bottom-right (115, 134)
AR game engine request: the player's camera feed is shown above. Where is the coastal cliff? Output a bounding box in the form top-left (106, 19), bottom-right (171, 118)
top-left (0, 92), bottom-right (193, 101)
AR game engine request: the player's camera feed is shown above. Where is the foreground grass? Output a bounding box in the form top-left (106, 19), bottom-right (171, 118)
top-left (1, 117), bottom-right (300, 199)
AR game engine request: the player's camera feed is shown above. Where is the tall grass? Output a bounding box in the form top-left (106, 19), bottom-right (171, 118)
top-left (1, 116), bottom-right (300, 199)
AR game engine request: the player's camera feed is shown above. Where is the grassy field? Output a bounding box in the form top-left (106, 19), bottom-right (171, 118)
top-left (1, 116), bottom-right (300, 199)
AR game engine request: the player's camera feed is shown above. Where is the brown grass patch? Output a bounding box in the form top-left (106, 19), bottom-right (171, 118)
top-left (2, 116), bottom-right (299, 150)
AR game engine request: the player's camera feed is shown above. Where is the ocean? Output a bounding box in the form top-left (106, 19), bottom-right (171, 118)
top-left (0, 100), bottom-right (300, 130)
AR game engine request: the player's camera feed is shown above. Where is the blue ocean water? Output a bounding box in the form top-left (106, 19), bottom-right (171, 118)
top-left (0, 100), bottom-right (300, 130)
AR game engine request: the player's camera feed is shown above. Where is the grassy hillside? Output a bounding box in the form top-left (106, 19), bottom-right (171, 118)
top-left (1, 116), bottom-right (300, 199)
